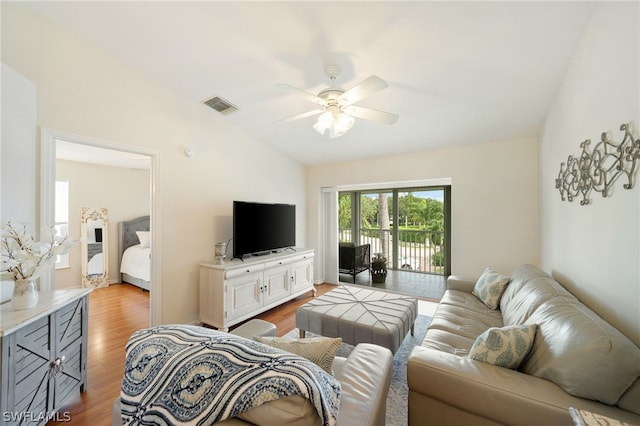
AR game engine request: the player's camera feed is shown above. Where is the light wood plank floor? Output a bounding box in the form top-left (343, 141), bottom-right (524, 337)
top-left (49, 282), bottom-right (335, 425)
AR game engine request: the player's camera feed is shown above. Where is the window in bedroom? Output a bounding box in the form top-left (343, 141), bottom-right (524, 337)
top-left (55, 180), bottom-right (70, 268)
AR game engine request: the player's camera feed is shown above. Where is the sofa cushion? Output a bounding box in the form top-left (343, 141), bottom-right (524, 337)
top-left (235, 395), bottom-right (321, 426)
top-left (421, 328), bottom-right (477, 356)
top-left (426, 290), bottom-right (504, 356)
top-left (522, 299), bottom-right (640, 405)
top-left (430, 291), bottom-right (504, 342)
top-left (440, 289), bottom-right (503, 316)
top-left (501, 276), bottom-right (577, 326)
top-left (468, 324), bottom-right (537, 369)
top-left (255, 336), bottom-right (342, 374)
top-left (472, 267), bottom-right (511, 309)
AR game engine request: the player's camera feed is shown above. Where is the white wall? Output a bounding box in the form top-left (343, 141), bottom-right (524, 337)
top-left (0, 63), bottom-right (37, 303)
top-left (307, 137), bottom-right (540, 282)
top-left (540, 2), bottom-right (640, 344)
top-left (55, 159), bottom-right (150, 289)
top-left (1, 4), bottom-right (307, 324)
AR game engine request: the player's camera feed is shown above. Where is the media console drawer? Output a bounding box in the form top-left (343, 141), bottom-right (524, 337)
top-left (224, 263), bottom-right (266, 279)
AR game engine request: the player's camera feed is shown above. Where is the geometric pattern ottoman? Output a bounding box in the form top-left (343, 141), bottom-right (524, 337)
top-left (296, 285), bottom-right (418, 353)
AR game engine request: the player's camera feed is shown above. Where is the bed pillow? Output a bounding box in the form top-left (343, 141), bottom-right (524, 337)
top-left (472, 267), bottom-right (511, 309)
top-left (469, 324), bottom-right (537, 369)
top-left (255, 336), bottom-right (342, 374)
top-left (136, 231), bottom-right (150, 248)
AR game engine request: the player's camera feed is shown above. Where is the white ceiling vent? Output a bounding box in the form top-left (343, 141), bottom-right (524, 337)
top-left (203, 96), bottom-right (238, 114)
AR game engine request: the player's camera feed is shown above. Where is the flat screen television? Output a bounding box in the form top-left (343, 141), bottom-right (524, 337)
top-left (233, 201), bottom-right (296, 259)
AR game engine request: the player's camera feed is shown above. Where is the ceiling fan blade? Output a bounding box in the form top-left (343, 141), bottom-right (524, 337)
top-left (344, 105), bottom-right (399, 125)
top-left (275, 109), bottom-right (324, 124)
top-left (275, 83), bottom-right (327, 107)
top-left (338, 76), bottom-right (389, 105)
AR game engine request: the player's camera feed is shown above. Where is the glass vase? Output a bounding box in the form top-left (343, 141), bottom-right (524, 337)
top-left (12, 278), bottom-right (39, 310)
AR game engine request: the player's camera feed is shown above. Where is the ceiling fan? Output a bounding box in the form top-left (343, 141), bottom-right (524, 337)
top-left (276, 65), bottom-right (399, 138)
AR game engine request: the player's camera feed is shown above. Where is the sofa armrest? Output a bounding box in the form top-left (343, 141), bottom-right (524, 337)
top-left (408, 346), bottom-right (579, 426)
top-left (446, 275), bottom-right (477, 292)
top-left (335, 343), bottom-right (393, 426)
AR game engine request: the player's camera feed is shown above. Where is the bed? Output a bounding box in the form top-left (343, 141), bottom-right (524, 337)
top-left (118, 215), bottom-right (151, 291)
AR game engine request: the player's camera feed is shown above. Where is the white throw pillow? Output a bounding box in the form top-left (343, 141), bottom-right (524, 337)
top-left (469, 324), bottom-right (537, 370)
top-left (136, 231), bottom-right (150, 248)
top-left (472, 267), bottom-right (511, 309)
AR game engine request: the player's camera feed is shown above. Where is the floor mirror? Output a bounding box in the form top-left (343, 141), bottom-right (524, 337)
top-left (81, 207), bottom-right (109, 288)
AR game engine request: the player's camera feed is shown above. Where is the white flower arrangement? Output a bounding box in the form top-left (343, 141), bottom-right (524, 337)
top-left (1, 221), bottom-right (75, 281)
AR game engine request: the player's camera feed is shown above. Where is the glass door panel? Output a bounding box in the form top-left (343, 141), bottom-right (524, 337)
top-left (396, 189), bottom-right (445, 274)
top-left (360, 191), bottom-right (392, 263)
top-left (338, 192), bottom-right (353, 243)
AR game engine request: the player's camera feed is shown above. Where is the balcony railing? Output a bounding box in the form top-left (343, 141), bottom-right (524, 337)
top-left (339, 228), bottom-right (445, 275)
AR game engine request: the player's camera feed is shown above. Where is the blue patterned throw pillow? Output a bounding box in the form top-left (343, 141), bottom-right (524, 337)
top-left (472, 267), bottom-right (511, 309)
top-left (469, 324), bottom-right (537, 369)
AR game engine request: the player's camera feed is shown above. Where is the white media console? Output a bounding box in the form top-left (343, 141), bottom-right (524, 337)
top-left (199, 248), bottom-right (315, 331)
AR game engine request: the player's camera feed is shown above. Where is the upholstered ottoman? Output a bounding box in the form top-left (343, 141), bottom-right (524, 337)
top-left (296, 285), bottom-right (418, 353)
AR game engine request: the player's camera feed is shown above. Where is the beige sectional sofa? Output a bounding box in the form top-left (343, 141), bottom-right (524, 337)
top-left (407, 264), bottom-right (640, 425)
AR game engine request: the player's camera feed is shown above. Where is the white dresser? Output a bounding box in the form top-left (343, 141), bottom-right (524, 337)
top-left (200, 248), bottom-right (315, 331)
top-left (0, 288), bottom-right (91, 425)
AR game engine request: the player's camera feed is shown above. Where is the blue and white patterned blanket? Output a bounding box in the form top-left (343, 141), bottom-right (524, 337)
top-left (120, 325), bottom-right (341, 426)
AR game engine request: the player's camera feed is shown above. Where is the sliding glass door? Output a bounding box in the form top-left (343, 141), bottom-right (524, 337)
top-left (339, 186), bottom-right (450, 276)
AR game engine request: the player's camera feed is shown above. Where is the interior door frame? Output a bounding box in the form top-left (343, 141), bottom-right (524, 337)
top-left (40, 127), bottom-right (163, 325)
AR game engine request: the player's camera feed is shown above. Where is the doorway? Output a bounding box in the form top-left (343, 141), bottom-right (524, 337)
top-left (40, 128), bottom-right (162, 325)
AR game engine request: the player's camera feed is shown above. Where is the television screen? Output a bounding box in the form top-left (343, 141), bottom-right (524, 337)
top-left (233, 201), bottom-right (296, 258)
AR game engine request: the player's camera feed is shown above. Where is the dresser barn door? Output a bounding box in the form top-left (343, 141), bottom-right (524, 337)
top-left (53, 297), bottom-right (87, 408)
top-left (10, 315), bottom-right (53, 425)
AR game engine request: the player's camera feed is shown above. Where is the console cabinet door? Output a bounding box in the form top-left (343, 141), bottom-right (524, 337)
top-left (54, 296), bottom-right (87, 407)
top-left (263, 264), bottom-right (291, 305)
top-left (8, 315), bottom-right (53, 424)
top-left (226, 272), bottom-right (263, 321)
top-left (291, 258), bottom-right (313, 293)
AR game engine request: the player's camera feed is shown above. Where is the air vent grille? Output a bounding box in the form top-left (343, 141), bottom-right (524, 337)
top-left (203, 96), bottom-right (238, 114)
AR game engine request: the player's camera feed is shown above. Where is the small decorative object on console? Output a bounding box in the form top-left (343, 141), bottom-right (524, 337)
top-left (214, 240), bottom-right (227, 264)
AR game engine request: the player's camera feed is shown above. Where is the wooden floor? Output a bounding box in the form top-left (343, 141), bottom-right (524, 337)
top-left (49, 282), bottom-right (335, 425)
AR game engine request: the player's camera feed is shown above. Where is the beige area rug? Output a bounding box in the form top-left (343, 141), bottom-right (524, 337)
top-left (285, 314), bottom-right (432, 426)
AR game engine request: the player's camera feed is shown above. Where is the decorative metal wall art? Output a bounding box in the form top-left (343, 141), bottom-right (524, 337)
top-left (555, 123), bottom-right (640, 205)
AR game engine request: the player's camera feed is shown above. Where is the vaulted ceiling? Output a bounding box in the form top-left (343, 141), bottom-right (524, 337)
top-left (21, 1), bottom-right (595, 165)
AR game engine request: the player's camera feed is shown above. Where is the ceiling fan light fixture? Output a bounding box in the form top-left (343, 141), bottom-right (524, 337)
top-left (313, 111), bottom-right (354, 138)
top-left (313, 111), bottom-right (333, 135)
top-left (332, 113), bottom-right (355, 138)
